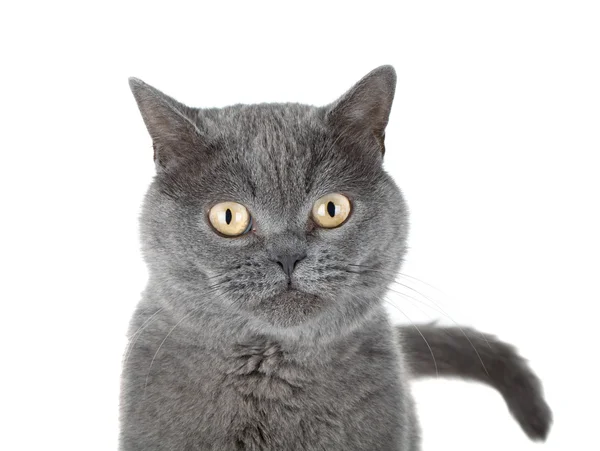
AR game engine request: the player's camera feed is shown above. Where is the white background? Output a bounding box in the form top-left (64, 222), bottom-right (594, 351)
top-left (1, 1), bottom-right (598, 450)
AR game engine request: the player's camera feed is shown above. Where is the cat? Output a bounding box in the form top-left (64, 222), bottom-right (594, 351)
top-left (120, 66), bottom-right (552, 450)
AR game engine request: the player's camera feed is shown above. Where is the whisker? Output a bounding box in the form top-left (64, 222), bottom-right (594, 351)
top-left (397, 272), bottom-right (450, 298)
top-left (347, 265), bottom-right (452, 318)
top-left (349, 264), bottom-right (493, 351)
top-left (391, 279), bottom-right (493, 350)
top-left (347, 264), bottom-right (493, 372)
top-left (387, 285), bottom-right (447, 316)
top-left (385, 288), bottom-right (438, 321)
top-left (142, 282), bottom-right (228, 398)
top-left (143, 307), bottom-right (201, 398)
top-left (392, 285), bottom-right (491, 375)
top-left (383, 296), bottom-right (438, 377)
top-left (123, 307), bottom-right (164, 366)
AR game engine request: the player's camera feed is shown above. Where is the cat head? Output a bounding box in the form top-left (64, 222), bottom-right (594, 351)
top-left (130, 66), bottom-right (409, 333)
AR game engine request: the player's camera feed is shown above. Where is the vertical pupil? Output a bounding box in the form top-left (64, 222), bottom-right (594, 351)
top-left (225, 208), bottom-right (232, 224)
top-left (327, 201), bottom-right (336, 217)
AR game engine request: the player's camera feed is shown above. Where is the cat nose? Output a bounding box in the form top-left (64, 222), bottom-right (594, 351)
top-left (273, 253), bottom-right (306, 278)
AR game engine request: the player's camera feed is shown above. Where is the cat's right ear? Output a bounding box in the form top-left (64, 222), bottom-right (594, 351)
top-left (129, 78), bottom-right (205, 172)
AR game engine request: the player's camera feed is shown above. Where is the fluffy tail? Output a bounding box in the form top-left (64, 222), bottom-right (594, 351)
top-left (398, 324), bottom-right (552, 441)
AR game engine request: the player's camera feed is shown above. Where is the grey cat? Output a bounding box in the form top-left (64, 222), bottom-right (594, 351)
top-left (121, 66), bottom-right (552, 450)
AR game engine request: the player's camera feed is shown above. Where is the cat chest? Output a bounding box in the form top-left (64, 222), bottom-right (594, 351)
top-left (221, 342), bottom-right (309, 402)
top-left (129, 336), bottom-right (404, 450)
top-left (206, 342), bottom-right (403, 449)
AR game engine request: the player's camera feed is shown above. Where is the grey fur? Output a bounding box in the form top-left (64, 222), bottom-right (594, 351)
top-left (121, 66), bottom-right (551, 450)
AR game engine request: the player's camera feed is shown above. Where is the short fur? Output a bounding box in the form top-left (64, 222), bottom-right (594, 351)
top-left (120, 66), bottom-right (551, 450)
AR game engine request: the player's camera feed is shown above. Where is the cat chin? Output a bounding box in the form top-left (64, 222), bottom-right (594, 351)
top-left (249, 288), bottom-right (326, 328)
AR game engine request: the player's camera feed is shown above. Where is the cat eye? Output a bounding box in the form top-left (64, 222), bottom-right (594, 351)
top-left (208, 202), bottom-right (252, 237)
top-left (311, 193), bottom-right (351, 228)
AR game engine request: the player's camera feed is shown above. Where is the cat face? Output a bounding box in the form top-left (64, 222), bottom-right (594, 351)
top-left (131, 67), bottom-right (409, 329)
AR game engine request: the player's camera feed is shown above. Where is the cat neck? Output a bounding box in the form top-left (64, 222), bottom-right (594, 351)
top-left (143, 275), bottom-right (389, 356)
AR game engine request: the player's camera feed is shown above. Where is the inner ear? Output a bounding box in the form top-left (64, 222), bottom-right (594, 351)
top-left (325, 65), bottom-right (397, 155)
top-left (129, 78), bottom-right (206, 172)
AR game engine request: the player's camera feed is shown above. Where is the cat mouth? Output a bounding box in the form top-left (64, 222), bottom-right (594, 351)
top-left (280, 286), bottom-right (311, 298)
top-left (250, 286), bottom-right (323, 327)
top-left (267, 285), bottom-right (320, 304)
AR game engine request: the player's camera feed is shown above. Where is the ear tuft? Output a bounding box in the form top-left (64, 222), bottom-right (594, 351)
top-left (128, 78), bottom-right (204, 171)
top-left (325, 65), bottom-right (397, 155)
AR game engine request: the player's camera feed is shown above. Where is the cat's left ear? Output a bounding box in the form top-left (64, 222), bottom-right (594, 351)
top-left (129, 78), bottom-right (206, 172)
top-left (325, 65), bottom-right (396, 155)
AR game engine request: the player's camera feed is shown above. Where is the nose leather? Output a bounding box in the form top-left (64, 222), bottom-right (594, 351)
top-left (274, 253), bottom-right (306, 278)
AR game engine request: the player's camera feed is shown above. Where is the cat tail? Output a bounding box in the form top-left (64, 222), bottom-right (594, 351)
top-left (397, 324), bottom-right (552, 441)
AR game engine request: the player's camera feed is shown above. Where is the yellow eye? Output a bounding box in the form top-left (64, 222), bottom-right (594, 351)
top-left (208, 202), bottom-right (252, 236)
top-left (312, 193), bottom-right (351, 228)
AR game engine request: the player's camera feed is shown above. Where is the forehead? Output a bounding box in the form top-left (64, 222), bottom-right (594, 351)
top-left (203, 103), bottom-right (325, 161)
top-left (198, 104), bottom-right (337, 199)
top-left (168, 103), bottom-right (380, 224)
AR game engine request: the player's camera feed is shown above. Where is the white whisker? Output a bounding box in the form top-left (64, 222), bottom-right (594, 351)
top-left (384, 296), bottom-right (438, 377)
top-left (123, 308), bottom-right (164, 366)
top-left (142, 308), bottom-right (200, 398)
